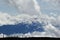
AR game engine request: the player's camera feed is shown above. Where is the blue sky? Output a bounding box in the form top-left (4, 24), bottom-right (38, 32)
top-left (0, 2), bottom-right (17, 15)
top-left (0, 0), bottom-right (60, 16)
top-left (37, 0), bottom-right (60, 16)
top-left (0, 22), bottom-right (44, 35)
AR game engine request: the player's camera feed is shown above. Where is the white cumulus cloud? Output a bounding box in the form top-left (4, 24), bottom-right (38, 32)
top-left (6, 0), bottom-right (40, 15)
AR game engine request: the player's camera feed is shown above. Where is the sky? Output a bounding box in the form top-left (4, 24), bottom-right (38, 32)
top-left (0, 0), bottom-right (17, 15)
top-left (38, 0), bottom-right (60, 16)
top-left (0, 0), bottom-right (60, 38)
top-left (0, 0), bottom-right (60, 16)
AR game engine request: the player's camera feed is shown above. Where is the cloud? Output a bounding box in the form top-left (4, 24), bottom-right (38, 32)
top-left (0, 0), bottom-right (60, 37)
top-left (0, 11), bottom-right (60, 37)
top-left (0, 33), bottom-right (7, 38)
top-left (5, 0), bottom-right (41, 15)
top-left (8, 23), bottom-right (60, 38)
top-left (33, 0), bottom-right (40, 12)
top-left (0, 11), bottom-right (55, 26)
top-left (0, 32), bottom-right (56, 38)
top-left (51, 16), bottom-right (60, 28)
top-left (41, 0), bottom-right (60, 10)
top-left (0, 12), bottom-right (16, 26)
top-left (8, 31), bottom-right (58, 38)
